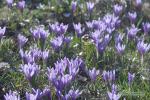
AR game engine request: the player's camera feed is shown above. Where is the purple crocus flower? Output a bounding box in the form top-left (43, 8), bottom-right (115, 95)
top-left (17, 0), bottom-right (25, 12)
top-left (113, 4), bottom-right (123, 16)
top-left (41, 50), bottom-right (49, 61)
top-left (73, 23), bottom-right (84, 37)
top-left (137, 40), bottom-right (150, 56)
top-left (21, 63), bottom-right (40, 82)
top-left (41, 87), bottom-right (52, 100)
top-left (71, 1), bottom-right (77, 12)
top-left (88, 68), bottom-right (99, 81)
top-left (26, 92), bottom-right (39, 100)
top-left (30, 26), bottom-right (49, 41)
top-left (107, 91), bottom-right (121, 100)
top-left (49, 22), bottom-right (68, 35)
top-left (128, 72), bottom-right (135, 85)
top-left (135, 0), bottom-right (142, 8)
top-left (103, 70), bottom-right (116, 83)
top-left (127, 24), bottom-right (140, 39)
top-left (0, 27), bottom-right (6, 38)
top-left (86, 2), bottom-right (94, 13)
top-left (6, 0), bottom-right (14, 8)
top-left (17, 34), bottom-right (28, 49)
top-left (65, 89), bottom-right (82, 100)
top-left (115, 43), bottom-right (125, 55)
top-left (143, 22), bottom-right (150, 35)
top-left (115, 33), bottom-right (124, 44)
top-left (128, 12), bottom-right (137, 24)
top-left (4, 90), bottom-right (20, 100)
top-left (50, 36), bottom-right (63, 51)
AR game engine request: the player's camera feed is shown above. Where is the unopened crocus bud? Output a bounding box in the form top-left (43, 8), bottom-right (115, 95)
top-left (4, 90), bottom-right (20, 100)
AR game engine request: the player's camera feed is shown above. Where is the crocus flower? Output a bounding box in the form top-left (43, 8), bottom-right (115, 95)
top-left (88, 68), bottom-right (99, 81)
top-left (143, 22), bottom-right (150, 35)
top-left (21, 63), bottom-right (40, 82)
top-left (0, 27), bottom-right (6, 38)
top-left (30, 26), bottom-right (49, 41)
top-left (135, 0), bottom-right (142, 8)
top-left (65, 89), bottom-right (82, 100)
top-left (71, 1), bottom-right (77, 12)
top-left (113, 4), bottom-right (123, 16)
top-left (128, 72), bottom-right (135, 85)
top-left (115, 43), bottom-right (125, 55)
top-left (50, 36), bottom-right (63, 51)
top-left (49, 22), bottom-right (68, 35)
top-left (107, 91), bottom-right (121, 100)
top-left (137, 40), bottom-right (150, 56)
top-left (86, 2), bottom-right (94, 13)
top-left (41, 50), bottom-right (49, 61)
top-left (103, 70), bottom-right (116, 83)
top-left (6, 0), bottom-right (14, 8)
top-left (17, 0), bottom-right (25, 12)
top-left (26, 91), bottom-right (40, 100)
top-left (73, 23), bottom-right (84, 37)
top-left (17, 34), bottom-right (28, 49)
top-left (128, 12), bottom-right (137, 24)
top-left (127, 24), bottom-right (140, 39)
top-left (115, 33), bottom-right (124, 44)
top-left (4, 90), bottom-right (20, 100)
top-left (41, 87), bottom-right (52, 100)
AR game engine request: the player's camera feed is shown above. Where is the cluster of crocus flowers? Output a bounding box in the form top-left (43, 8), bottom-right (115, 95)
top-left (6, 0), bottom-right (25, 11)
top-left (4, 90), bottom-right (20, 100)
top-left (47, 57), bottom-right (82, 99)
top-left (26, 88), bottom-right (52, 100)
